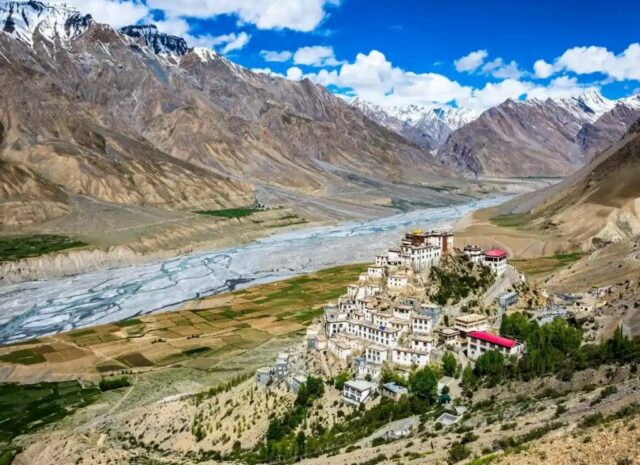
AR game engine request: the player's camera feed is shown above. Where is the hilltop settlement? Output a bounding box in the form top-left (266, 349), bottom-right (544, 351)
top-left (256, 230), bottom-right (521, 405)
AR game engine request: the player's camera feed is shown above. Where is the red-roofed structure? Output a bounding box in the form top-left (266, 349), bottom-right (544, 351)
top-left (483, 248), bottom-right (508, 276)
top-left (469, 331), bottom-right (516, 348)
top-left (484, 248), bottom-right (507, 258)
top-left (467, 331), bottom-right (522, 360)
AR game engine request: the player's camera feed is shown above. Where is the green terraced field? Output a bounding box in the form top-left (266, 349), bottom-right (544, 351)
top-left (0, 234), bottom-right (87, 262)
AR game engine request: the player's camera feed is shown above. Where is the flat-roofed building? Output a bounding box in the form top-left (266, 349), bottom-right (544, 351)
top-left (454, 313), bottom-right (489, 335)
top-left (393, 304), bottom-right (414, 320)
top-left (463, 245), bottom-right (484, 263)
top-left (411, 313), bottom-right (433, 334)
top-left (388, 274), bottom-right (408, 289)
top-left (346, 319), bottom-right (401, 348)
top-left (382, 382), bottom-right (408, 400)
top-left (411, 334), bottom-right (433, 353)
top-left (342, 380), bottom-right (377, 405)
top-left (256, 367), bottom-right (273, 385)
top-left (392, 346), bottom-right (430, 368)
top-left (327, 337), bottom-right (352, 360)
top-left (365, 344), bottom-right (389, 365)
top-left (438, 327), bottom-right (460, 346)
top-left (368, 265), bottom-right (384, 279)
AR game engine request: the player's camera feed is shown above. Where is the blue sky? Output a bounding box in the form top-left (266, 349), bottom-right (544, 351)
top-left (74, 0), bottom-right (640, 110)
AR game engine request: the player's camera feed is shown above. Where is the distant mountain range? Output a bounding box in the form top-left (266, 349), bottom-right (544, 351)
top-left (351, 98), bottom-right (478, 151)
top-left (0, 1), bottom-right (449, 228)
top-left (353, 91), bottom-right (640, 178)
top-left (437, 91), bottom-right (640, 177)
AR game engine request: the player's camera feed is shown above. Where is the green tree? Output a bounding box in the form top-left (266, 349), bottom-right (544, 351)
top-left (296, 431), bottom-right (306, 455)
top-left (461, 364), bottom-right (477, 395)
top-left (474, 350), bottom-right (506, 381)
top-left (442, 351), bottom-right (457, 377)
top-left (333, 372), bottom-right (351, 390)
top-left (409, 366), bottom-right (438, 404)
top-left (500, 312), bottom-right (535, 340)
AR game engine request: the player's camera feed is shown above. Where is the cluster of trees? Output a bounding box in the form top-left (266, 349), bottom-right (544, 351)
top-left (265, 376), bottom-right (324, 443)
top-left (462, 314), bottom-right (640, 393)
top-left (98, 376), bottom-right (131, 392)
top-left (429, 256), bottom-right (494, 306)
top-left (253, 366), bottom-right (445, 463)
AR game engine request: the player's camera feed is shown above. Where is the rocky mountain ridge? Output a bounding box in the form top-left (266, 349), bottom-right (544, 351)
top-left (437, 91), bottom-right (639, 177)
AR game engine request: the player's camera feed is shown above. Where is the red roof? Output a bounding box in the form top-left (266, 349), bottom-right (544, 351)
top-left (469, 331), bottom-right (517, 348)
top-left (484, 248), bottom-right (507, 258)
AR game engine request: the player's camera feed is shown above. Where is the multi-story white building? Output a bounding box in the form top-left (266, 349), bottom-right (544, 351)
top-left (368, 265), bottom-right (385, 279)
top-left (325, 306), bottom-right (348, 337)
top-left (454, 313), bottom-right (489, 336)
top-left (411, 313), bottom-right (433, 334)
top-left (327, 337), bottom-right (352, 359)
top-left (411, 335), bottom-right (433, 353)
top-left (393, 304), bottom-right (413, 320)
top-left (463, 245), bottom-right (484, 263)
top-left (346, 319), bottom-right (401, 348)
top-left (365, 344), bottom-right (389, 364)
top-left (484, 248), bottom-right (508, 276)
top-left (392, 346), bottom-right (430, 368)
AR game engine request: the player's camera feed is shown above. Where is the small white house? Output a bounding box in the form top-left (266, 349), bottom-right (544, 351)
top-left (410, 335), bottom-right (433, 353)
top-left (328, 337), bottom-right (352, 360)
top-left (368, 265), bottom-right (384, 279)
top-left (375, 254), bottom-right (388, 266)
top-left (388, 275), bottom-right (408, 289)
top-left (463, 245), bottom-right (484, 263)
top-left (342, 379), bottom-right (377, 405)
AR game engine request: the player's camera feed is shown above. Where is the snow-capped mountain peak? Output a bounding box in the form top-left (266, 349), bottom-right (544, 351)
top-left (552, 90), bottom-right (615, 122)
top-left (351, 98), bottom-right (478, 150)
top-left (0, 1), bottom-right (92, 46)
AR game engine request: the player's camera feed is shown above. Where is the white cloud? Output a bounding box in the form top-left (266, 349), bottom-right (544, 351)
top-left (261, 50), bottom-right (293, 62)
top-left (526, 75), bottom-right (598, 100)
top-left (533, 59), bottom-right (555, 79)
top-left (464, 79), bottom-right (532, 111)
top-left (454, 49), bottom-right (488, 72)
top-left (533, 43), bottom-right (640, 81)
top-left (286, 66), bottom-right (304, 80)
top-left (146, 0), bottom-right (339, 32)
top-left (66, 0), bottom-right (149, 28)
top-left (202, 32), bottom-right (251, 53)
top-left (482, 58), bottom-right (524, 80)
top-left (302, 50), bottom-right (472, 108)
top-left (152, 16), bottom-right (190, 36)
top-left (293, 45), bottom-right (341, 66)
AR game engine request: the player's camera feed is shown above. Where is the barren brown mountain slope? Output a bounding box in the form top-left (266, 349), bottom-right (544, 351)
top-left (0, 4), bottom-right (462, 238)
top-left (456, 118), bottom-right (640, 257)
